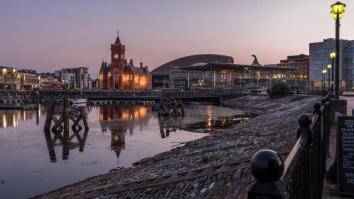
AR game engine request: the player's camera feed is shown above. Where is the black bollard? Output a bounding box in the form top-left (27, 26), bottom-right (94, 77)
top-left (248, 149), bottom-right (285, 199)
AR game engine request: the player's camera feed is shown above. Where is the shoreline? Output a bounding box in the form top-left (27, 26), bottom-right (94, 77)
top-left (33, 95), bottom-right (321, 199)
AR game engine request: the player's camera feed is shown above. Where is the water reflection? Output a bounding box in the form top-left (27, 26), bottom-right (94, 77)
top-left (98, 105), bottom-right (152, 159)
top-left (0, 106), bottom-right (46, 128)
top-left (157, 116), bottom-right (183, 138)
top-left (44, 128), bottom-right (89, 162)
top-left (185, 113), bottom-right (256, 133)
top-left (43, 102), bottom-right (90, 162)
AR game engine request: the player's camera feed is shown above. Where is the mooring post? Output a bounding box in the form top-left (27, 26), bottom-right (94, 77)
top-left (44, 98), bottom-right (56, 132)
top-left (247, 149), bottom-right (286, 199)
top-left (36, 91), bottom-right (40, 125)
top-left (62, 97), bottom-right (69, 160)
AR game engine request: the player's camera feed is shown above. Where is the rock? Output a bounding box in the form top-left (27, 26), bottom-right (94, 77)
top-left (208, 182), bottom-right (215, 190)
top-left (200, 188), bottom-right (208, 194)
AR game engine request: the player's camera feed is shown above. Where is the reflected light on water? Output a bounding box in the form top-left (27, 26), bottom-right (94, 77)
top-left (2, 114), bottom-right (7, 128)
top-left (207, 105), bottom-right (214, 130)
top-left (12, 114), bottom-right (17, 127)
top-left (0, 108), bottom-right (46, 128)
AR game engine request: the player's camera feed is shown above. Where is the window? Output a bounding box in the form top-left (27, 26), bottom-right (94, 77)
top-left (313, 59), bottom-right (329, 65)
top-left (312, 48), bottom-right (334, 55)
top-left (344, 58), bottom-right (354, 65)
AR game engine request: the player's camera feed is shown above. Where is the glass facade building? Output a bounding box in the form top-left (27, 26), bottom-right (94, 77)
top-left (309, 38), bottom-right (354, 90)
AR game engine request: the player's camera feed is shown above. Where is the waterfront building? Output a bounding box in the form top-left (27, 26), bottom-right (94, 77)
top-left (91, 78), bottom-right (99, 90)
top-left (161, 55), bottom-right (297, 89)
top-left (278, 54), bottom-right (309, 81)
top-left (39, 73), bottom-right (63, 89)
top-left (55, 67), bottom-right (92, 89)
top-left (18, 69), bottom-right (40, 90)
top-left (309, 38), bottom-right (354, 90)
top-left (151, 54), bottom-right (234, 89)
top-left (172, 60), bottom-right (296, 89)
top-left (272, 54), bottom-right (309, 88)
top-left (99, 34), bottom-right (151, 90)
top-left (0, 66), bottom-right (20, 90)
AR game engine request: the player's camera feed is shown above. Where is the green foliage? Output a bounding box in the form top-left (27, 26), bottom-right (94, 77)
top-left (200, 154), bottom-right (219, 163)
top-left (269, 82), bottom-right (289, 98)
top-left (200, 155), bottom-right (209, 163)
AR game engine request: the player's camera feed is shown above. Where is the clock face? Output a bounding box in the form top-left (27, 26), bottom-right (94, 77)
top-left (114, 53), bottom-right (119, 59)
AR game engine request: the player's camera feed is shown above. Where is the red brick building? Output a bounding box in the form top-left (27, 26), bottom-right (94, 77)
top-left (99, 34), bottom-right (151, 90)
top-left (277, 54), bottom-right (309, 81)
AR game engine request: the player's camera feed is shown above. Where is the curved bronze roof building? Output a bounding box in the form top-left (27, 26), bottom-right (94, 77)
top-left (152, 54), bottom-right (234, 75)
top-left (151, 54), bottom-right (234, 88)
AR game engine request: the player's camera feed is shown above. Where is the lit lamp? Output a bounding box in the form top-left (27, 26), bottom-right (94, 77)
top-left (322, 69), bottom-right (327, 96)
top-left (331, 1), bottom-right (346, 98)
top-left (329, 52), bottom-right (336, 94)
top-left (327, 64), bottom-right (332, 93)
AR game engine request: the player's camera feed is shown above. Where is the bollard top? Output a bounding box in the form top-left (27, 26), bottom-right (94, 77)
top-left (321, 98), bottom-right (327, 104)
top-left (250, 149), bottom-right (284, 183)
top-left (314, 103), bottom-right (321, 110)
top-left (298, 114), bottom-right (311, 127)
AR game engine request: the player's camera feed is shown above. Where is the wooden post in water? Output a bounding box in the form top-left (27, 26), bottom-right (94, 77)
top-left (62, 97), bottom-right (69, 160)
top-left (43, 97), bottom-right (90, 161)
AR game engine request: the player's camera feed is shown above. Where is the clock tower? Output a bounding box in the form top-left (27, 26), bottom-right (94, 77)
top-left (111, 33), bottom-right (126, 89)
top-left (111, 33), bottom-right (125, 70)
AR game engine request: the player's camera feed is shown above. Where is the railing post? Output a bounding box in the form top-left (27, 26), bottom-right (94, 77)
top-left (248, 149), bottom-right (286, 199)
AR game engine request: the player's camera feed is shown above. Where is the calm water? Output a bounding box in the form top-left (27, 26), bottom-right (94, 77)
top-left (0, 103), bottom-right (248, 198)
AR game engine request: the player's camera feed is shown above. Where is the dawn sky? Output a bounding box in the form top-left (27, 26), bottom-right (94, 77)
top-left (0, 0), bottom-right (353, 77)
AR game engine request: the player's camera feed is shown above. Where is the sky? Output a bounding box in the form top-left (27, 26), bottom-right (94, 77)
top-left (0, 0), bottom-right (353, 78)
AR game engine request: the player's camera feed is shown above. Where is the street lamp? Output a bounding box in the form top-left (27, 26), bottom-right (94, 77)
top-left (327, 63), bottom-right (332, 93)
top-left (331, 1), bottom-right (346, 98)
top-left (329, 52), bottom-right (336, 95)
top-left (322, 69), bottom-right (327, 96)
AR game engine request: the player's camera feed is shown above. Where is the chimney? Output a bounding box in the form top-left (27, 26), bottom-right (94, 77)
top-left (129, 59), bottom-right (134, 66)
top-left (140, 62), bottom-right (143, 68)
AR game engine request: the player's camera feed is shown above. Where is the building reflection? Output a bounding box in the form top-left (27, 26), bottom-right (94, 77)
top-left (0, 106), bottom-right (46, 128)
top-left (98, 105), bottom-right (152, 160)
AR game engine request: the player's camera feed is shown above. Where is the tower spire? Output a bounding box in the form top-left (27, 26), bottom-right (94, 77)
top-left (114, 30), bottom-right (121, 45)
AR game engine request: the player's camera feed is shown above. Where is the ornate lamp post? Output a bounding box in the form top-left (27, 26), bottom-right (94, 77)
top-left (331, 1), bottom-right (346, 98)
top-left (329, 52), bottom-right (336, 95)
top-left (322, 69), bottom-right (327, 96)
top-left (327, 64), bottom-right (332, 93)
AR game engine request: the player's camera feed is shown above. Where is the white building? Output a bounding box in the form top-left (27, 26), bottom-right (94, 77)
top-left (55, 67), bottom-right (92, 89)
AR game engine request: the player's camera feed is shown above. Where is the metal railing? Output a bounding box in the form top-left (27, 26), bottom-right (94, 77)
top-left (248, 98), bottom-right (331, 199)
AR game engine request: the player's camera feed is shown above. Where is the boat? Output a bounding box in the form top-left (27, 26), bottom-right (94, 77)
top-left (69, 98), bottom-right (87, 106)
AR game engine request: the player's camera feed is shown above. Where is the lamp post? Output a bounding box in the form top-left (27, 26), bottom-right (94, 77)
top-left (331, 1), bottom-right (346, 98)
top-left (329, 52), bottom-right (336, 95)
top-left (322, 69), bottom-right (327, 96)
top-left (327, 64), bottom-right (332, 93)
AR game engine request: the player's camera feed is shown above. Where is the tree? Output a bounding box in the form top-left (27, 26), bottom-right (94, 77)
top-left (269, 82), bottom-right (289, 98)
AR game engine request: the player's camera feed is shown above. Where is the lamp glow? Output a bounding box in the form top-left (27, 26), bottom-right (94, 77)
top-left (331, 12), bottom-right (344, 20)
top-left (322, 69), bottom-right (327, 74)
top-left (330, 52), bottom-right (336, 58)
top-left (331, 1), bottom-right (346, 14)
top-left (327, 64), bottom-right (332, 69)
